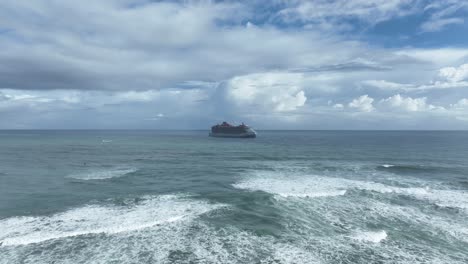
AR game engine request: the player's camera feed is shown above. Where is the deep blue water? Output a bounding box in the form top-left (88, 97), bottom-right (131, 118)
top-left (1, 130), bottom-right (467, 263)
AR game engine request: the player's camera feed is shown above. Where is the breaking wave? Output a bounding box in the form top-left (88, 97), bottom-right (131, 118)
top-left (233, 170), bottom-right (468, 212)
top-left (233, 176), bottom-right (347, 198)
top-left (66, 168), bottom-right (137, 180)
top-left (0, 195), bottom-right (222, 247)
top-left (350, 230), bottom-right (387, 243)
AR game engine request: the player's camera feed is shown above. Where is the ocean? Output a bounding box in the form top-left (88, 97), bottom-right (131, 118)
top-left (0, 130), bottom-right (467, 263)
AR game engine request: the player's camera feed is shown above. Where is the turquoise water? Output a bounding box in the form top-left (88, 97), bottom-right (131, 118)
top-left (1, 130), bottom-right (467, 263)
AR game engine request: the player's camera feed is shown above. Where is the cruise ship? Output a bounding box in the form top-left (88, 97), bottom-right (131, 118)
top-left (209, 122), bottom-right (257, 138)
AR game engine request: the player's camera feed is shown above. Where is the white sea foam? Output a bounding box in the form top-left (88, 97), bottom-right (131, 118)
top-left (381, 164), bottom-right (395, 168)
top-left (350, 230), bottom-right (387, 243)
top-left (269, 243), bottom-right (323, 264)
top-left (234, 170), bottom-right (468, 212)
top-left (0, 195), bottom-right (222, 247)
top-left (365, 200), bottom-right (468, 243)
top-left (67, 168), bottom-right (137, 180)
top-left (356, 183), bottom-right (468, 212)
top-left (1, 197), bottom-right (465, 264)
top-left (187, 224), bottom-right (325, 264)
top-left (233, 176), bottom-right (347, 198)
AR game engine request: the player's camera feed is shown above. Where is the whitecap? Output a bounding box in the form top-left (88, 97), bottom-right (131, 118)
top-left (0, 195), bottom-right (223, 246)
top-left (67, 168), bottom-right (137, 180)
top-left (233, 175), bottom-right (347, 199)
top-left (366, 200), bottom-right (468, 243)
top-left (234, 170), bottom-right (468, 213)
top-left (350, 230), bottom-right (387, 243)
top-left (381, 164), bottom-right (395, 168)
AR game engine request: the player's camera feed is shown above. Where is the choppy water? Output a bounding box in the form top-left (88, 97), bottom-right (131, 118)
top-left (1, 130), bottom-right (467, 263)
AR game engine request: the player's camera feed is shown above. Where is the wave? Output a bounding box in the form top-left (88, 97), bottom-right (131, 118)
top-left (353, 182), bottom-right (468, 212)
top-left (0, 195), bottom-right (223, 247)
top-left (376, 164), bottom-right (467, 177)
top-left (66, 168), bottom-right (137, 180)
top-left (350, 230), bottom-right (387, 243)
top-left (1, 196), bottom-right (465, 263)
top-left (366, 200), bottom-right (468, 243)
top-left (233, 175), bottom-right (347, 198)
top-left (233, 170), bottom-right (468, 212)
top-left (377, 164), bottom-right (426, 171)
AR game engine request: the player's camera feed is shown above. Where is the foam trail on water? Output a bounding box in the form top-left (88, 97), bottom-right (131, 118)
top-left (67, 168), bottom-right (137, 180)
top-left (233, 176), bottom-right (347, 198)
top-left (0, 195), bottom-right (222, 246)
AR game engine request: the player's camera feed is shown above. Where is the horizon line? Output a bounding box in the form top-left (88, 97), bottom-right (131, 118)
top-left (1, 129), bottom-right (468, 132)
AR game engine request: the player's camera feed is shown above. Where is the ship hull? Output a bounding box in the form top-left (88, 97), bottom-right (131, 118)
top-left (209, 132), bottom-right (256, 138)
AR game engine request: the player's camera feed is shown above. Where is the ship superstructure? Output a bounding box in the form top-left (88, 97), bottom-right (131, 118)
top-left (209, 122), bottom-right (256, 138)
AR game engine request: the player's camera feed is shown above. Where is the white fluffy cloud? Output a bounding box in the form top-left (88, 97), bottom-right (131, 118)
top-left (378, 94), bottom-right (438, 112)
top-left (348, 95), bottom-right (374, 112)
top-left (439, 64), bottom-right (468, 82)
top-left (451, 98), bottom-right (468, 109)
top-left (224, 72), bottom-right (307, 112)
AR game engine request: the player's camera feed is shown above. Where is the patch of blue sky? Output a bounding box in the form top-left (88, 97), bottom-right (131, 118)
top-left (366, 12), bottom-right (468, 48)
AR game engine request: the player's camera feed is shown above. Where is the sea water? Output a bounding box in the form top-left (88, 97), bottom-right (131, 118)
top-left (0, 130), bottom-right (467, 263)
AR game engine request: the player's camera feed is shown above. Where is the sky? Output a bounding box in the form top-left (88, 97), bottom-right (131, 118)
top-left (1, 0), bottom-right (468, 129)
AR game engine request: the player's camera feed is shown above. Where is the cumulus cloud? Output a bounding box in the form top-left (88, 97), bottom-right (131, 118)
top-left (378, 94), bottom-right (439, 112)
top-left (439, 64), bottom-right (468, 82)
top-left (348, 95), bottom-right (374, 112)
top-left (451, 98), bottom-right (468, 109)
top-left (333, 103), bottom-right (344, 109)
top-left (222, 72), bottom-right (307, 112)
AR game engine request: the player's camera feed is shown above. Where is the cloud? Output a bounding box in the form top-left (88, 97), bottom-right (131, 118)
top-left (361, 80), bottom-right (412, 91)
top-left (221, 72), bottom-right (307, 113)
top-left (439, 64), bottom-right (468, 82)
top-left (362, 62), bottom-right (468, 92)
top-left (333, 103), bottom-right (344, 109)
top-left (0, 1), bottom-right (467, 129)
top-left (394, 48), bottom-right (468, 65)
top-left (290, 58), bottom-right (392, 73)
top-left (421, 1), bottom-right (468, 32)
top-left (0, 0), bottom-right (368, 93)
top-left (113, 90), bottom-right (161, 102)
top-left (348, 95), bottom-right (374, 112)
top-left (378, 94), bottom-right (439, 112)
top-left (421, 17), bottom-right (464, 32)
top-left (451, 98), bottom-right (468, 109)
top-left (361, 79), bottom-right (468, 91)
top-left (278, 0), bottom-right (418, 30)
